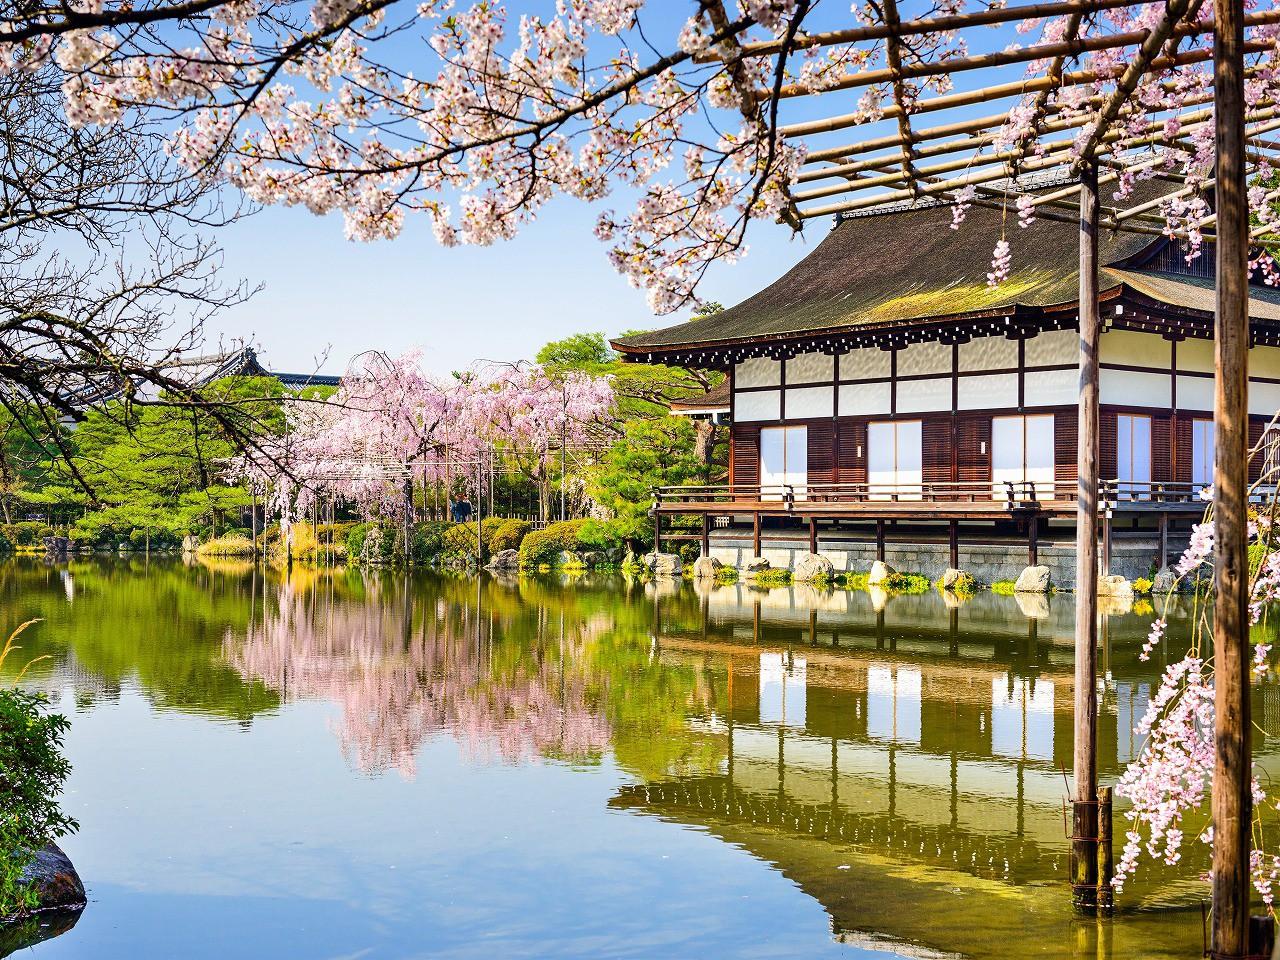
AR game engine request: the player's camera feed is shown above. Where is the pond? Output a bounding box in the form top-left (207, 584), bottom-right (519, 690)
top-left (0, 557), bottom-right (1269, 959)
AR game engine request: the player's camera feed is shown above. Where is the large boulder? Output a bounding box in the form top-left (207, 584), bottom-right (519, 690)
top-left (555, 550), bottom-right (586, 569)
top-left (181, 534), bottom-right (199, 555)
top-left (793, 553), bottom-right (835, 582)
top-left (743, 556), bottom-right (771, 575)
top-left (17, 844), bottom-right (85, 916)
top-left (939, 568), bottom-right (970, 591)
top-left (1152, 566), bottom-right (1178, 594)
top-left (486, 548), bottom-right (520, 571)
top-left (693, 556), bottom-right (724, 580)
top-left (1098, 574), bottom-right (1134, 598)
top-left (867, 560), bottom-right (896, 586)
top-left (42, 536), bottom-right (70, 560)
top-left (1014, 565), bottom-right (1051, 593)
top-left (645, 552), bottom-right (683, 577)
top-left (580, 551), bottom-right (605, 569)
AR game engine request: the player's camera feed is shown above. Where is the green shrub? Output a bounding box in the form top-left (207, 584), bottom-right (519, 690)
top-left (346, 522), bottom-right (373, 559)
top-left (411, 521), bottom-right (449, 564)
top-left (0, 524), bottom-right (51, 548)
top-left (519, 519), bottom-right (592, 566)
top-left (881, 572), bottom-right (930, 594)
top-left (714, 566), bottom-right (739, 584)
top-left (196, 534), bottom-right (256, 557)
top-left (440, 518), bottom-right (508, 560)
top-left (488, 518), bottom-right (531, 554)
top-left (937, 571), bottom-right (977, 597)
top-left (0, 624), bottom-right (78, 920)
top-left (750, 568), bottom-right (793, 587)
top-left (991, 579), bottom-right (1018, 596)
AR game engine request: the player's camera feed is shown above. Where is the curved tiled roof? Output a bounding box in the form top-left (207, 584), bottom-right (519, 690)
top-left (612, 184), bottom-right (1280, 355)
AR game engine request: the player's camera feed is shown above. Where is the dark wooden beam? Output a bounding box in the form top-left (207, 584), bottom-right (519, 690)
top-left (1072, 161), bottom-right (1101, 913)
top-left (1212, 0), bottom-right (1253, 950)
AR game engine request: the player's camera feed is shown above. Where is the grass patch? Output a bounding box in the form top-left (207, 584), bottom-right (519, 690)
top-left (715, 566), bottom-right (739, 584)
top-left (750, 568), bottom-right (793, 587)
top-left (991, 579), bottom-right (1018, 596)
top-left (936, 571), bottom-right (977, 598)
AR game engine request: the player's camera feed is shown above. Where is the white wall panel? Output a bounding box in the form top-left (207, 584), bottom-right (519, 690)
top-left (1024, 367), bottom-right (1078, 407)
top-left (736, 356), bottom-right (781, 388)
top-left (1023, 329), bottom-right (1076, 366)
top-left (1100, 330), bottom-right (1170, 368)
top-left (837, 381), bottom-right (891, 416)
top-left (839, 347), bottom-right (891, 380)
top-left (957, 372), bottom-right (1017, 410)
top-left (735, 389), bottom-right (781, 421)
top-left (1249, 379), bottom-right (1280, 417)
top-left (1176, 374), bottom-right (1213, 411)
top-left (1254, 346), bottom-right (1280, 379)
top-left (895, 376), bottom-right (951, 414)
top-left (958, 336), bottom-right (1017, 372)
top-left (897, 341), bottom-right (952, 377)
top-left (786, 385), bottom-right (834, 418)
top-left (1177, 338), bottom-right (1214, 374)
top-left (787, 351), bottom-right (834, 385)
top-left (1100, 368), bottom-right (1170, 407)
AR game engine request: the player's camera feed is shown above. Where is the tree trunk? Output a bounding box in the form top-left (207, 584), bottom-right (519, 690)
top-left (695, 420), bottom-right (718, 482)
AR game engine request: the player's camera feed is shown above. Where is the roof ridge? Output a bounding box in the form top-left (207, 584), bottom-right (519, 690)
top-left (833, 168), bottom-right (1080, 224)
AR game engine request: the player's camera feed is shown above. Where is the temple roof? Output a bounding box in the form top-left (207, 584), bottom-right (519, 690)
top-left (612, 186), bottom-right (1280, 356)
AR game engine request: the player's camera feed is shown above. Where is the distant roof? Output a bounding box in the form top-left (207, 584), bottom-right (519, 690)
top-left (669, 379), bottom-right (730, 413)
top-left (611, 182), bottom-right (1280, 358)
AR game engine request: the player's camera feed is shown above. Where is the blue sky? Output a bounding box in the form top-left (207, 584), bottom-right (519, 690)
top-left (208, 193), bottom-right (817, 378)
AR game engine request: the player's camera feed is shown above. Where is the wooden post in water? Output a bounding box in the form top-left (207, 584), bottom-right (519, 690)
top-left (1097, 786), bottom-right (1114, 914)
top-left (948, 520), bottom-right (959, 568)
top-left (809, 517), bottom-right (818, 556)
top-left (753, 512), bottom-right (762, 557)
top-left (1212, 0), bottom-right (1253, 951)
top-left (876, 519), bottom-right (886, 562)
top-left (654, 511), bottom-right (663, 554)
top-left (1071, 161), bottom-right (1101, 914)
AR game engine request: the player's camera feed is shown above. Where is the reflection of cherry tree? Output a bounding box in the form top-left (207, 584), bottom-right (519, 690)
top-left (224, 575), bottom-right (610, 777)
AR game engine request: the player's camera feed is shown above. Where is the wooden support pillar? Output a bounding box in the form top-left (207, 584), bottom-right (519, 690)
top-left (1212, 0), bottom-right (1253, 951)
top-left (808, 517), bottom-right (818, 555)
top-left (876, 519), bottom-right (886, 562)
top-left (654, 510), bottom-right (662, 554)
top-left (752, 512), bottom-right (762, 557)
top-left (1071, 160), bottom-right (1101, 914)
top-left (1028, 518), bottom-right (1039, 566)
top-left (1158, 512), bottom-right (1169, 570)
top-left (701, 513), bottom-right (711, 557)
top-left (1102, 510), bottom-right (1112, 576)
top-left (948, 520), bottom-right (959, 568)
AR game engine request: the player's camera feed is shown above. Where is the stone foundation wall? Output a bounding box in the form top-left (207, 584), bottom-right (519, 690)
top-left (708, 532), bottom-right (1185, 589)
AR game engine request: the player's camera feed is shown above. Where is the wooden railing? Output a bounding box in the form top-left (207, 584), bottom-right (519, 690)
top-left (652, 479), bottom-right (1248, 511)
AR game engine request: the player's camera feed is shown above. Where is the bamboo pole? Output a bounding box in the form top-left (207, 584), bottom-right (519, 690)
top-left (1211, 0), bottom-right (1253, 949)
top-left (1072, 162), bottom-right (1101, 914)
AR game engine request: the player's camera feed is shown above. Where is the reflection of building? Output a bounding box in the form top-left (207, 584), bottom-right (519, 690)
top-left (614, 590), bottom-right (1216, 958)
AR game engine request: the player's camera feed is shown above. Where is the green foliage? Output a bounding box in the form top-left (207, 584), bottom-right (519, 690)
top-left (346, 522), bottom-right (373, 559)
top-left (0, 624), bottom-right (78, 920)
top-left (410, 522), bottom-right (449, 564)
top-left (714, 565), bottom-right (739, 584)
top-left (839, 572), bottom-right (870, 590)
top-left (749, 568), bottom-right (793, 587)
top-left (0, 524), bottom-right (52, 548)
top-left (519, 519), bottom-right (592, 566)
top-left (589, 417), bottom-right (705, 548)
top-left (488, 518), bottom-right (531, 554)
top-left (440, 518), bottom-right (509, 561)
top-left (991, 579), bottom-right (1018, 595)
top-left (937, 571), bottom-right (977, 597)
top-left (197, 535), bottom-right (256, 558)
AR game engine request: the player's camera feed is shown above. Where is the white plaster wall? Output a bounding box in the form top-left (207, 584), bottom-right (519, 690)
top-left (840, 347), bottom-right (892, 380)
top-left (1100, 329), bottom-right (1171, 367)
top-left (736, 356), bottom-right (781, 388)
top-left (786, 385), bottom-right (834, 418)
top-left (1176, 374), bottom-right (1214, 411)
top-left (1024, 329), bottom-right (1076, 366)
top-left (1100, 368), bottom-right (1170, 407)
top-left (837, 381), bottom-right (891, 416)
top-left (1177, 338), bottom-right (1214, 374)
top-left (787, 351), bottom-right (835, 384)
top-left (897, 340), bottom-right (952, 377)
top-left (1254, 345), bottom-right (1280, 379)
top-left (896, 376), bottom-right (951, 414)
top-left (735, 389), bottom-right (781, 421)
top-left (957, 372), bottom-right (1018, 410)
top-left (1250, 380), bottom-right (1280, 417)
top-left (1025, 367), bottom-right (1078, 407)
top-left (958, 336), bottom-right (1017, 372)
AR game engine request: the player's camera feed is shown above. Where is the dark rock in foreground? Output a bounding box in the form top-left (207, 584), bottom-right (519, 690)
top-left (0, 844), bottom-right (85, 957)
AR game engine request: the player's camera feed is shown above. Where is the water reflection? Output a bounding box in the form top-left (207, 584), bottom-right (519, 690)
top-left (2, 557), bottom-right (1269, 959)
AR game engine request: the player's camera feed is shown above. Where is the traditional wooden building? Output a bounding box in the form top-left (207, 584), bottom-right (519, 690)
top-left (613, 183), bottom-right (1280, 584)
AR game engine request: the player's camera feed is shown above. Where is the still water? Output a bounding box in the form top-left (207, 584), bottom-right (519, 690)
top-left (0, 557), bottom-right (1269, 959)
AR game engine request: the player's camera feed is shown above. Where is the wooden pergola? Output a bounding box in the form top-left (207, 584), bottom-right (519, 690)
top-left (697, 0), bottom-right (1269, 948)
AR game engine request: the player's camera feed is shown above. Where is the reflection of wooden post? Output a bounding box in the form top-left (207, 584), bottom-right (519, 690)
top-left (876, 519), bottom-right (886, 562)
top-left (753, 511), bottom-right (762, 557)
top-left (1212, 0), bottom-right (1252, 950)
top-left (1097, 786), bottom-right (1114, 914)
top-left (1072, 161), bottom-right (1101, 914)
top-left (1101, 510), bottom-right (1112, 576)
top-left (809, 607), bottom-right (818, 645)
top-left (753, 599), bottom-right (761, 645)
